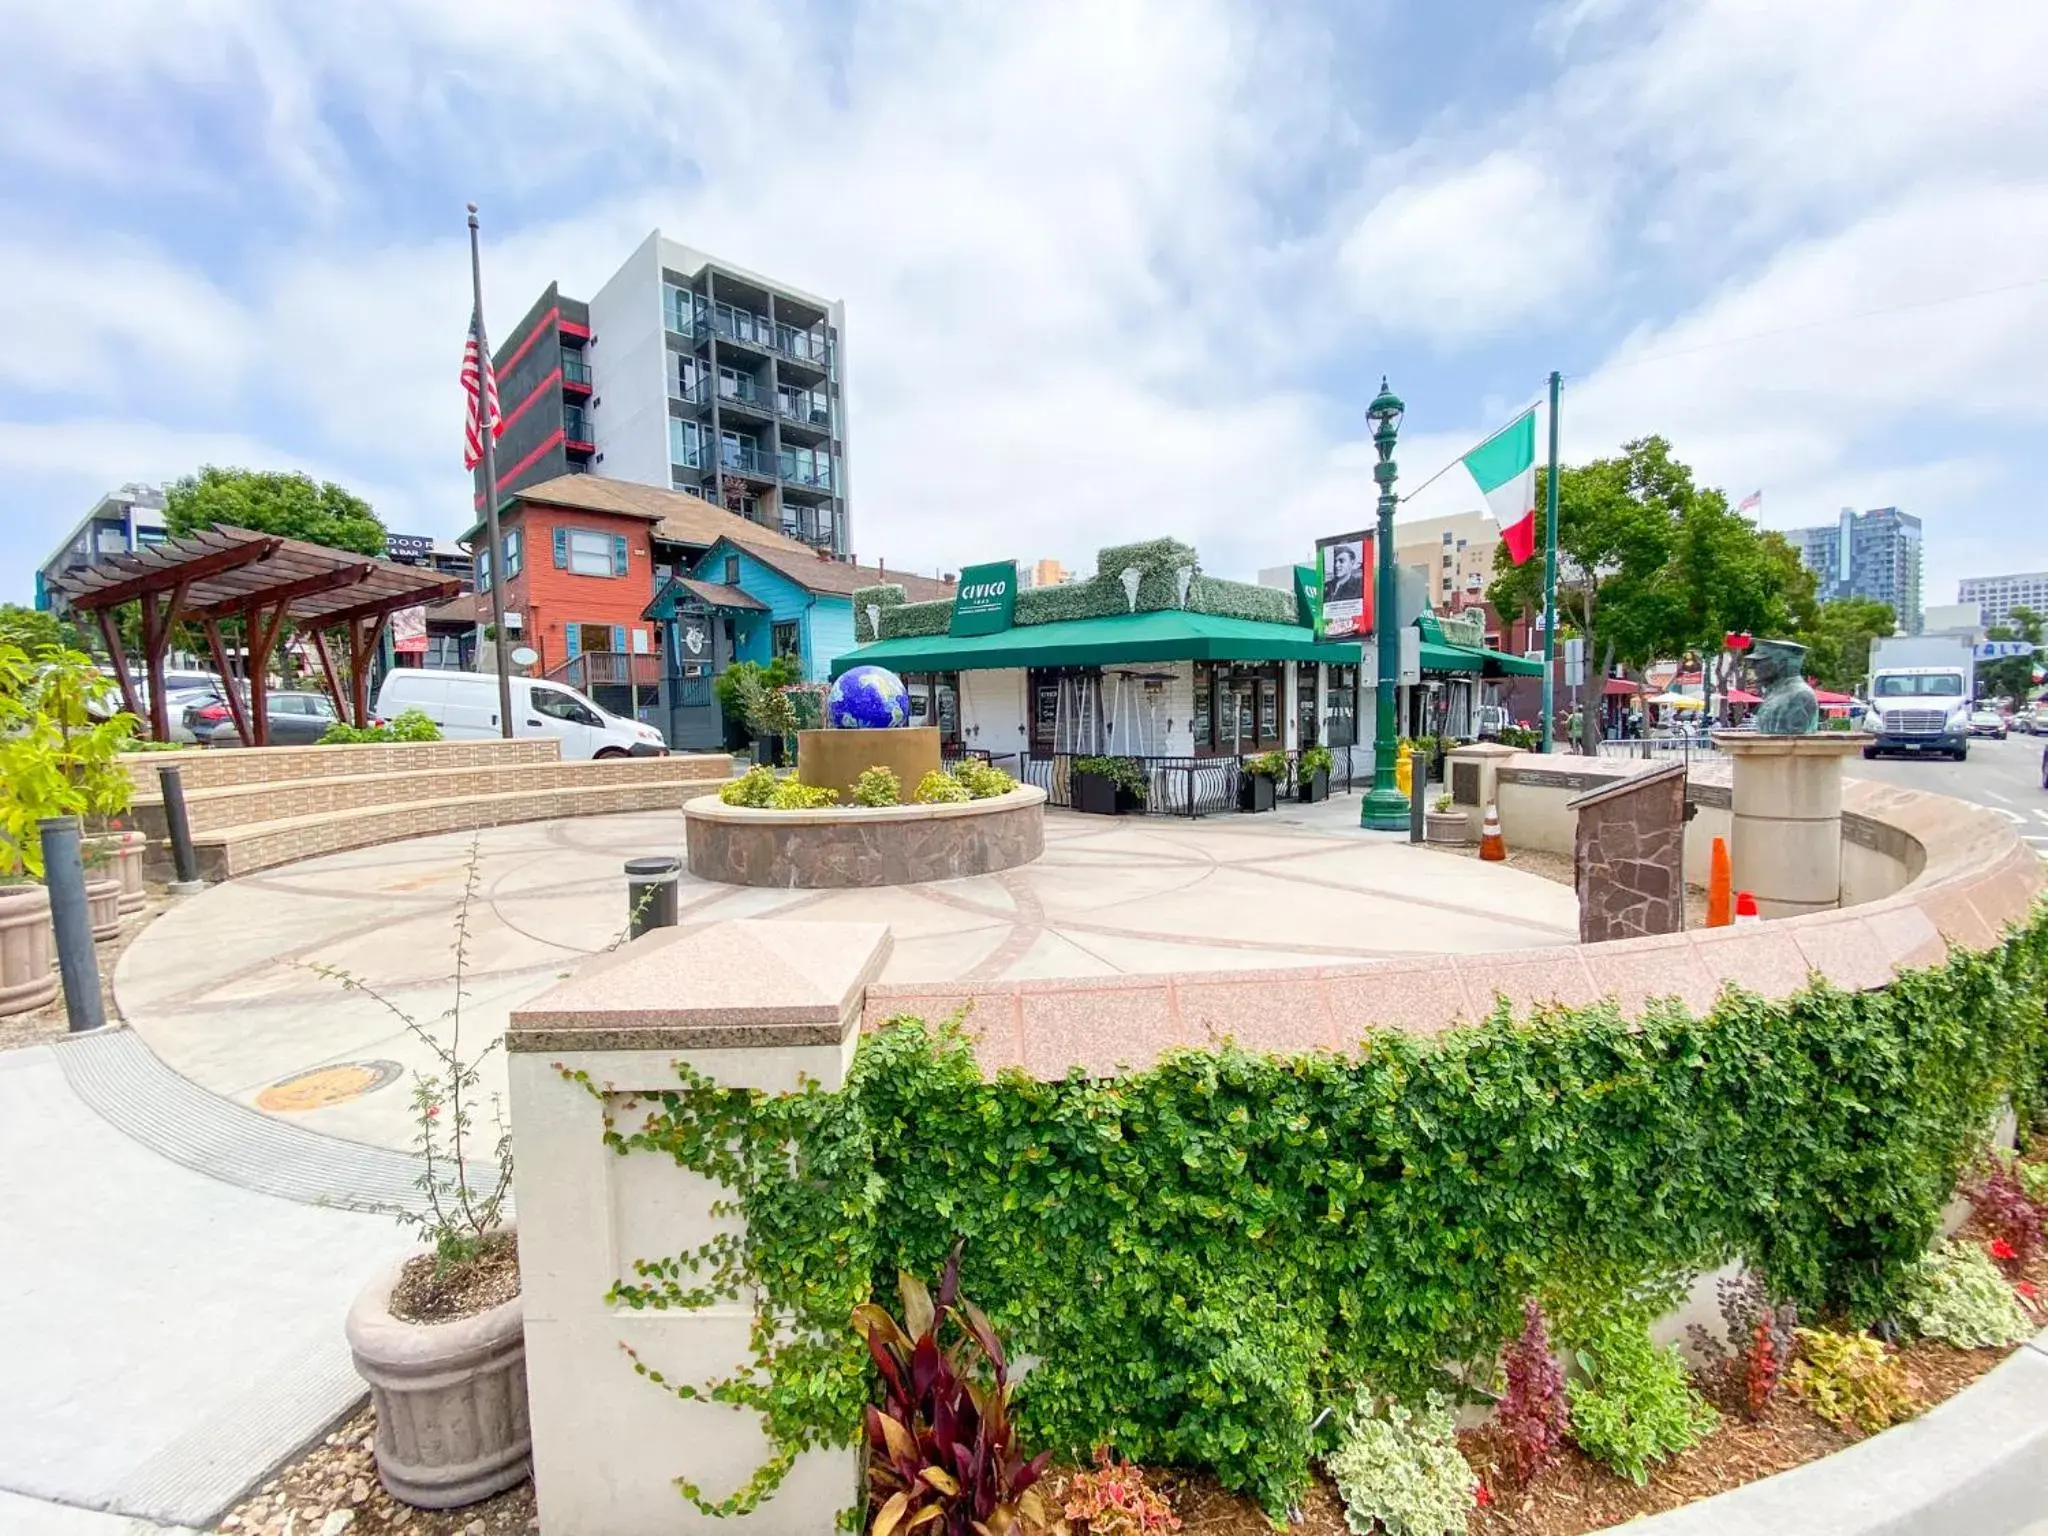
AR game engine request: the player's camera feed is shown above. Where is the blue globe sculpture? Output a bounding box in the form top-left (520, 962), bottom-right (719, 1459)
top-left (828, 665), bottom-right (912, 729)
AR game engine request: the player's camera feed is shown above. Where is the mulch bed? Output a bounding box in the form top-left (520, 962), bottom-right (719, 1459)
top-left (390, 1235), bottom-right (520, 1325)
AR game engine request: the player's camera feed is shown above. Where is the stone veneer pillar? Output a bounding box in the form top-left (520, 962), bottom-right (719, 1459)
top-left (507, 919), bottom-right (893, 1535)
top-left (1712, 732), bottom-right (1867, 919)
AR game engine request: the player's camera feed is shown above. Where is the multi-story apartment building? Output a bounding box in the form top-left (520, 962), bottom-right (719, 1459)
top-left (1957, 571), bottom-right (2048, 630)
top-left (1787, 506), bottom-right (1924, 634)
top-left (1394, 510), bottom-right (1501, 641)
top-left (35, 483), bottom-right (167, 613)
top-left (477, 233), bottom-right (850, 558)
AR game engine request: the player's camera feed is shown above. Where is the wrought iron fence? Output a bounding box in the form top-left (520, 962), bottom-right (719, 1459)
top-left (1595, 734), bottom-right (1720, 763)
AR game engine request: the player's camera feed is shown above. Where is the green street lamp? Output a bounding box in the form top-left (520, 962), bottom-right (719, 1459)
top-left (1361, 377), bottom-right (1410, 831)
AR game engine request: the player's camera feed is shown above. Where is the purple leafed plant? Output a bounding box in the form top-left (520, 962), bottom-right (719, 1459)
top-left (1967, 1159), bottom-right (2045, 1266)
top-left (1496, 1298), bottom-right (1569, 1486)
top-left (853, 1241), bottom-right (1061, 1536)
top-left (1688, 1271), bottom-right (1797, 1419)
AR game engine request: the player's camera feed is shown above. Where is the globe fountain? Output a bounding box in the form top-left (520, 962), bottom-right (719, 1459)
top-left (795, 664), bottom-right (942, 802)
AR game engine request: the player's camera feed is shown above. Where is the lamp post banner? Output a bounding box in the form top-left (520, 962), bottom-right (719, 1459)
top-left (1316, 531), bottom-right (1374, 639)
top-left (949, 559), bottom-right (1017, 636)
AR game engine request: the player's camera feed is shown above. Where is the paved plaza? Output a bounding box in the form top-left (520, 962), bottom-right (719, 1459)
top-left (113, 801), bottom-right (1578, 1152)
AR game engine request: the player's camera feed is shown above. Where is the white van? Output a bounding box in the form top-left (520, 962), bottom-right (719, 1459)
top-left (373, 670), bottom-right (668, 761)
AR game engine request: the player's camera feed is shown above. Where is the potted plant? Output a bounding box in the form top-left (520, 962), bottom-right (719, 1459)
top-left (0, 875), bottom-right (57, 1016)
top-left (1297, 744), bottom-right (1333, 804)
top-left (79, 836), bottom-right (123, 941)
top-left (1072, 755), bottom-right (1146, 815)
top-left (333, 842), bottom-right (530, 1509)
top-left (1425, 791), bottom-right (1470, 845)
top-left (1238, 750), bottom-right (1288, 813)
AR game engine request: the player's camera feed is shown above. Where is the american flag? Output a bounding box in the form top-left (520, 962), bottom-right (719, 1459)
top-left (1736, 489), bottom-right (1762, 514)
top-left (462, 307), bottom-right (502, 470)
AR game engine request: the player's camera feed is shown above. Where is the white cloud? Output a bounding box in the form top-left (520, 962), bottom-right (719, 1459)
top-left (1338, 152), bottom-right (1607, 342)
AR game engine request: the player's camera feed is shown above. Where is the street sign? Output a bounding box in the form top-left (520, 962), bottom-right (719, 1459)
top-left (1563, 636), bottom-right (1586, 687)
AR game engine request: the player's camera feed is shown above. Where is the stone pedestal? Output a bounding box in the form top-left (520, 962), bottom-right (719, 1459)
top-left (795, 726), bottom-right (941, 803)
top-left (1713, 732), bottom-right (1866, 919)
top-left (1446, 742), bottom-right (1518, 844)
top-left (507, 920), bottom-right (890, 1535)
top-left (1568, 762), bottom-right (1687, 942)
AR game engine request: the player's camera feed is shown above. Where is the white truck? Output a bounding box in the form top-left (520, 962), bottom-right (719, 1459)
top-left (1864, 635), bottom-right (1975, 761)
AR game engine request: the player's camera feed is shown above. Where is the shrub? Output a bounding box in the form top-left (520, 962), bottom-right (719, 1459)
top-left (853, 765), bottom-right (902, 807)
top-left (768, 778), bottom-right (838, 810)
top-left (0, 640), bottom-right (136, 876)
top-left (718, 765), bottom-right (779, 807)
top-left (952, 759), bottom-right (1017, 800)
top-left (1059, 1452), bottom-right (1180, 1535)
top-left (1244, 750), bottom-right (1289, 780)
top-left (1323, 1394), bottom-right (1478, 1536)
top-left (1965, 1158), bottom-right (2044, 1264)
top-left (319, 707), bottom-right (442, 745)
top-left (1299, 744), bottom-right (1334, 777)
top-left (914, 770), bottom-right (970, 805)
top-left (2014, 1156), bottom-right (2048, 1207)
top-left (1565, 1321), bottom-right (1719, 1485)
top-left (1899, 1239), bottom-right (2034, 1348)
top-left (854, 1244), bottom-right (1058, 1536)
top-left (1495, 1300), bottom-right (1568, 1485)
top-left (1786, 1329), bottom-right (1918, 1434)
top-left (1686, 1272), bottom-right (1797, 1419)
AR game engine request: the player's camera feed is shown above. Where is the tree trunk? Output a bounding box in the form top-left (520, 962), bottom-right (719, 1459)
top-left (1582, 637), bottom-right (1614, 754)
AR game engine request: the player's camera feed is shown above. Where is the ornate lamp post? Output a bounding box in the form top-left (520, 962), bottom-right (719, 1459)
top-left (1361, 378), bottom-right (1410, 831)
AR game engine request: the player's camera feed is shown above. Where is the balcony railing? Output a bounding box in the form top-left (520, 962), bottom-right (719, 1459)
top-left (672, 375), bottom-right (709, 406)
top-left (697, 313), bottom-right (771, 351)
top-left (546, 650), bottom-right (663, 692)
top-left (777, 452), bottom-right (834, 491)
top-left (717, 381), bottom-right (770, 412)
top-left (561, 355), bottom-right (592, 387)
top-left (777, 394), bottom-right (831, 429)
top-left (720, 443), bottom-right (775, 477)
top-left (563, 407), bottom-right (591, 445)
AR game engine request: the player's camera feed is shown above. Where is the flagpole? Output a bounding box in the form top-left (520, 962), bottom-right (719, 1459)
top-left (1539, 369), bottom-right (1561, 753)
top-left (468, 202), bottom-right (515, 740)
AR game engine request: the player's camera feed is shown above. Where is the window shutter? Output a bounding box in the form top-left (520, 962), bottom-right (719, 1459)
top-left (553, 527), bottom-right (568, 568)
top-left (612, 625), bottom-right (625, 654)
top-left (612, 533), bottom-right (629, 576)
top-left (566, 627), bottom-right (582, 660)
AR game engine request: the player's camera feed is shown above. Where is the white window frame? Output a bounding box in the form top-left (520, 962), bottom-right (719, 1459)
top-left (567, 528), bottom-right (614, 578)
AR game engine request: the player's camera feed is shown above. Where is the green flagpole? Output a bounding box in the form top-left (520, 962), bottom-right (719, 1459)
top-left (1539, 370), bottom-right (1561, 753)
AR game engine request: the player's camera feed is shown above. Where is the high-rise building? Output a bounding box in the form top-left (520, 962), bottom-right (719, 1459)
top-left (1787, 506), bottom-right (1923, 634)
top-left (35, 483), bottom-right (167, 613)
top-left (1393, 510), bottom-right (1501, 641)
top-left (1957, 571), bottom-right (2048, 630)
top-left (1019, 558), bottom-right (1071, 589)
top-left (479, 231), bottom-right (849, 557)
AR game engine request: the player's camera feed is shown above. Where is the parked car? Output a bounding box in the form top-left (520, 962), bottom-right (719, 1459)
top-left (2042, 737), bottom-right (2048, 790)
top-left (197, 690), bottom-right (340, 747)
top-left (1472, 704), bottom-right (1511, 741)
top-left (372, 670), bottom-right (666, 760)
top-left (1967, 708), bottom-right (2007, 739)
top-left (2027, 704), bottom-right (2048, 736)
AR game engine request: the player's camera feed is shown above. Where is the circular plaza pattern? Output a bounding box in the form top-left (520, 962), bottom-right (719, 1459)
top-left (112, 800), bottom-right (1578, 1152)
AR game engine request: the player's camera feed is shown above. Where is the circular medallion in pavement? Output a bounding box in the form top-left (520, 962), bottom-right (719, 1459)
top-left (256, 1059), bottom-right (405, 1112)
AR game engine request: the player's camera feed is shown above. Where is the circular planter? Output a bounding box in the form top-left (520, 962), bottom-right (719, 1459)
top-left (85, 876), bottom-right (122, 942)
top-left (344, 1240), bottom-right (531, 1509)
top-left (0, 884), bottom-right (58, 1016)
top-left (685, 784), bottom-right (1047, 887)
top-left (1424, 810), bottom-right (1469, 845)
top-left (86, 831), bottom-right (148, 915)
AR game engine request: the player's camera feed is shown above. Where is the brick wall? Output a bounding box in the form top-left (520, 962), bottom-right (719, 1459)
top-left (124, 739), bottom-right (561, 797)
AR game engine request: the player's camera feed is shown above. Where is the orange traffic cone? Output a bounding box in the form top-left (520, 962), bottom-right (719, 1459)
top-left (1479, 802), bottom-right (1506, 861)
top-left (1707, 837), bottom-right (1732, 927)
top-left (1733, 890), bottom-right (1761, 926)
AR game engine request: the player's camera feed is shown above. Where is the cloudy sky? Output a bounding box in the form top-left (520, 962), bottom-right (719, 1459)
top-left (4, 0), bottom-right (2044, 606)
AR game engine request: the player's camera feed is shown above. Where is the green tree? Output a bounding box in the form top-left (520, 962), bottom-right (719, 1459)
top-left (1798, 599), bottom-right (1897, 694)
top-left (164, 466), bottom-right (387, 555)
top-left (0, 603), bottom-right (82, 658)
top-left (1977, 605), bottom-right (2044, 705)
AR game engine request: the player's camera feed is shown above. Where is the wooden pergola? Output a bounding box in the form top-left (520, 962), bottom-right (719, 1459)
top-left (52, 525), bottom-right (459, 746)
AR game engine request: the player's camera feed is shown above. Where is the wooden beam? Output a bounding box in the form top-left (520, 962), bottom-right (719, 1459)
top-left (147, 577), bottom-right (193, 743)
top-left (310, 630), bottom-right (348, 723)
top-left (61, 536), bottom-right (281, 612)
top-left (185, 562), bottom-right (374, 623)
top-left (202, 618), bottom-right (252, 746)
top-left (244, 600), bottom-right (292, 749)
top-left (95, 609), bottom-right (143, 725)
top-left (301, 578), bottom-right (461, 631)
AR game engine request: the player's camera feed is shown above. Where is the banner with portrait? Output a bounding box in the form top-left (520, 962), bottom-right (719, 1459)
top-left (1314, 530), bottom-right (1374, 638)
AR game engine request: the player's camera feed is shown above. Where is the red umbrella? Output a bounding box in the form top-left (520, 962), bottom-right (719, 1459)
top-left (1723, 688), bottom-right (1762, 705)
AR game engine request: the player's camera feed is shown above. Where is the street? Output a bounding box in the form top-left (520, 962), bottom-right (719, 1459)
top-left (1848, 730), bottom-right (2048, 860)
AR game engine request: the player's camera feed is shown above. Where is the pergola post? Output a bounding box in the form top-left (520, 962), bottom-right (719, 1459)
top-left (201, 618), bottom-right (253, 746)
top-left (310, 630), bottom-right (350, 724)
top-left (243, 600), bottom-right (292, 748)
top-left (94, 608), bottom-right (143, 725)
top-left (139, 578), bottom-right (192, 743)
top-left (349, 613), bottom-right (391, 725)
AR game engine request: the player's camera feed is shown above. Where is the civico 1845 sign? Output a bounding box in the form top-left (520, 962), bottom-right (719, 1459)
top-left (949, 559), bottom-right (1017, 637)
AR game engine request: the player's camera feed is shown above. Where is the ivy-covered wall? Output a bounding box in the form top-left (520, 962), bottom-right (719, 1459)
top-left (859, 537), bottom-right (1296, 642)
top-left (594, 905), bottom-right (2048, 1519)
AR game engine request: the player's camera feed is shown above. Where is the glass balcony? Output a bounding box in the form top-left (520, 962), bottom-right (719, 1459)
top-left (563, 406), bottom-right (591, 445)
top-left (717, 379), bottom-right (770, 413)
top-left (776, 392), bottom-right (831, 429)
top-left (719, 442), bottom-right (774, 477)
top-left (560, 354), bottom-right (592, 387)
top-left (777, 451), bottom-right (834, 491)
top-left (672, 372), bottom-right (709, 406)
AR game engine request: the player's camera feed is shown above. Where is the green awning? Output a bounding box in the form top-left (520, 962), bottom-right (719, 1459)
top-left (1483, 647), bottom-right (1544, 677)
top-left (1418, 641), bottom-right (1483, 674)
top-left (829, 609), bottom-right (1361, 677)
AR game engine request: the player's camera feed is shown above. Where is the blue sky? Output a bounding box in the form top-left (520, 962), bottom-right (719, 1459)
top-left (4, 0), bottom-right (2045, 607)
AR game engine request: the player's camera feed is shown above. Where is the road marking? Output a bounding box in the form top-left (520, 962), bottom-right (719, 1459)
top-left (2035, 809), bottom-right (2048, 826)
top-left (1990, 807), bottom-right (2026, 825)
top-left (1984, 789), bottom-right (2014, 804)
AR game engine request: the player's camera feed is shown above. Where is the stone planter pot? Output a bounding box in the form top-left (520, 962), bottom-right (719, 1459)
top-left (345, 1240), bottom-right (531, 1509)
top-left (0, 884), bottom-right (58, 1016)
top-left (87, 832), bottom-right (148, 915)
top-left (1424, 810), bottom-right (1469, 845)
top-left (85, 876), bottom-right (122, 942)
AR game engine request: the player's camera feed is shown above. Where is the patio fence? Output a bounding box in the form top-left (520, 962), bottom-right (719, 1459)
top-left (988, 748), bottom-right (1366, 819)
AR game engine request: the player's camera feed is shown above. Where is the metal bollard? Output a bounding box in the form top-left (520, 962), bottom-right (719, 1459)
top-left (156, 763), bottom-right (205, 893)
top-left (1408, 754), bottom-right (1427, 843)
top-left (38, 817), bottom-right (105, 1033)
top-left (624, 856), bottom-right (681, 940)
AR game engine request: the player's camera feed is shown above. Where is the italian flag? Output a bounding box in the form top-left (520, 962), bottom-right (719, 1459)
top-left (1463, 407), bottom-right (1539, 564)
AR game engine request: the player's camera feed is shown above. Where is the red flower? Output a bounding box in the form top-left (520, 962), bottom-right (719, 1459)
top-left (1990, 1237), bottom-right (2018, 1261)
top-left (2018, 1281), bottom-right (2039, 1301)
top-left (425, 1104), bottom-right (441, 1119)
top-left (1474, 1481), bottom-right (1493, 1508)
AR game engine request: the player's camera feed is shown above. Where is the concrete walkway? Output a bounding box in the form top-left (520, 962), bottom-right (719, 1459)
top-left (111, 804), bottom-right (1577, 1152)
top-left (0, 1042), bottom-right (406, 1528)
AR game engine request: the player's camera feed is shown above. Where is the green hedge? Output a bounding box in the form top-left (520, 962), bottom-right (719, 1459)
top-left (591, 904), bottom-right (2048, 1517)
